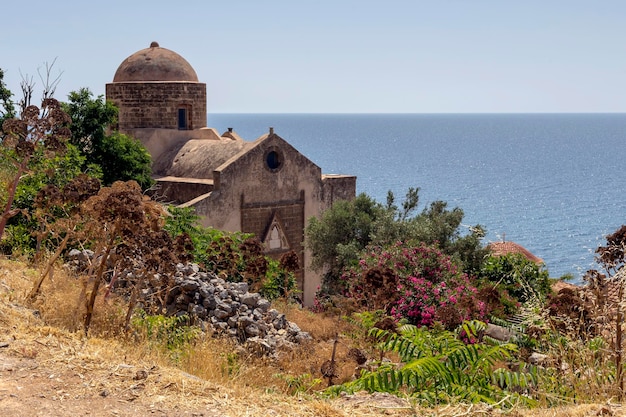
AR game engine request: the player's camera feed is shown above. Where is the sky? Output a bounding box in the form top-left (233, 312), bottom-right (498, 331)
top-left (1, 1), bottom-right (625, 113)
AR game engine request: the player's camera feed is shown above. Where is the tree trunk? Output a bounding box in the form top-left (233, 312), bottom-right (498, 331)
top-left (84, 223), bottom-right (118, 336)
top-left (0, 157), bottom-right (29, 240)
top-left (124, 273), bottom-right (146, 333)
top-left (28, 233), bottom-right (71, 301)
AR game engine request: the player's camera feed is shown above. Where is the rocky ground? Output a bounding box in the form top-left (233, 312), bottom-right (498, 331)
top-left (0, 351), bottom-right (200, 417)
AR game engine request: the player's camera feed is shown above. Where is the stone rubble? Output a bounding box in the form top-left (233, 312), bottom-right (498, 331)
top-left (66, 251), bottom-right (311, 357)
top-left (163, 263), bottom-right (312, 357)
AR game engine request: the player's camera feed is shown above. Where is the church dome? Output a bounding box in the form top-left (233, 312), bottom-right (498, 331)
top-left (112, 42), bottom-right (199, 82)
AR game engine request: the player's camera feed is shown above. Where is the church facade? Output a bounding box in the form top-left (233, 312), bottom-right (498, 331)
top-left (106, 42), bottom-right (356, 305)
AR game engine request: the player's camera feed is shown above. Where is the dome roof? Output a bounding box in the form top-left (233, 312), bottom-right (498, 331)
top-left (112, 42), bottom-right (199, 82)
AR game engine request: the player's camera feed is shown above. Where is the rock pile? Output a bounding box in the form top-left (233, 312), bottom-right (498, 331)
top-left (163, 263), bottom-right (311, 356)
top-left (66, 252), bottom-right (312, 356)
top-left (66, 249), bottom-right (95, 269)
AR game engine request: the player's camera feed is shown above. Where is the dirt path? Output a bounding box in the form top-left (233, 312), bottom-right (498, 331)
top-left (0, 347), bottom-right (218, 417)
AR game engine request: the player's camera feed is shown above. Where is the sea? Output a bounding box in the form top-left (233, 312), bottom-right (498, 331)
top-left (208, 113), bottom-right (626, 283)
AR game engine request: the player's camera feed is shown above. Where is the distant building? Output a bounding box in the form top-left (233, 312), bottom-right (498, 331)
top-left (487, 240), bottom-right (544, 265)
top-left (106, 42), bottom-right (356, 305)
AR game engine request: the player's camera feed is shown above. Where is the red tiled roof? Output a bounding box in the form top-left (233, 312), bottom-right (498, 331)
top-left (487, 241), bottom-right (544, 264)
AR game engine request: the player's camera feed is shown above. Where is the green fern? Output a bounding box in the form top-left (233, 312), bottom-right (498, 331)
top-left (329, 321), bottom-right (539, 408)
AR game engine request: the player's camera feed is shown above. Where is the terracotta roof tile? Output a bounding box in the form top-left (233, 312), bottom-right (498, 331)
top-left (487, 241), bottom-right (544, 264)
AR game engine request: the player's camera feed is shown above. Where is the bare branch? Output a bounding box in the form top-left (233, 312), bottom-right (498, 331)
top-left (18, 71), bottom-right (35, 114)
top-left (38, 58), bottom-right (63, 103)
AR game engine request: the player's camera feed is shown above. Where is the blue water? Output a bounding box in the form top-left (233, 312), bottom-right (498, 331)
top-left (208, 113), bottom-right (626, 282)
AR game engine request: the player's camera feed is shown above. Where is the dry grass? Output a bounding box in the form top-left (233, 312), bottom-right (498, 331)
top-left (176, 303), bottom-right (365, 392)
top-left (1, 257), bottom-right (625, 416)
top-left (274, 298), bottom-right (350, 340)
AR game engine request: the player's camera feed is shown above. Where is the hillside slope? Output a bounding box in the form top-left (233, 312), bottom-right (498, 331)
top-left (0, 259), bottom-right (620, 417)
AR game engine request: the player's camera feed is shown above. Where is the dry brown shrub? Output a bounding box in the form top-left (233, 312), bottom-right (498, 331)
top-left (305, 402), bottom-right (346, 417)
top-left (360, 266), bottom-right (398, 310)
top-left (175, 331), bottom-right (359, 394)
top-left (547, 286), bottom-right (595, 339)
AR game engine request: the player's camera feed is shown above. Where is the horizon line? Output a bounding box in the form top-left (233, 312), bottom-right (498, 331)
top-left (208, 111), bottom-right (626, 115)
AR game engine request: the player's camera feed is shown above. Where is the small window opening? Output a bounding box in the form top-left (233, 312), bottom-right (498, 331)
top-left (178, 108), bottom-right (188, 130)
top-left (266, 150), bottom-right (282, 170)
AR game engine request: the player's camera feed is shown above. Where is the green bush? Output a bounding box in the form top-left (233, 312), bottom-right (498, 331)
top-left (328, 321), bottom-right (539, 408)
top-left (96, 132), bottom-right (153, 189)
top-left (165, 206), bottom-right (296, 298)
top-left (131, 312), bottom-right (200, 353)
top-left (1, 144), bottom-right (93, 256)
top-left (261, 258), bottom-right (297, 300)
top-left (63, 88), bottom-right (153, 189)
top-left (0, 222), bottom-right (35, 257)
top-left (306, 189), bottom-right (487, 298)
top-left (479, 253), bottom-right (551, 304)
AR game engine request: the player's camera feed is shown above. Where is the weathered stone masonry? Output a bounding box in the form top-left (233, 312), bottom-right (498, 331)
top-left (241, 195), bottom-right (306, 286)
top-left (106, 82), bottom-right (206, 130)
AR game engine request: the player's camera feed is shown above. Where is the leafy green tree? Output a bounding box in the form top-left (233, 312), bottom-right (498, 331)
top-left (12, 144), bottom-right (87, 210)
top-left (0, 98), bottom-right (70, 243)
top-left (306, 193), bottom-right (383, 291)
top-left (306, 188), bottom-right (487, 295)
top-left (62, 88), bottom-right (117, 157)
top-left (0, 68), bottom-right (92, 252)
top-left (0, 144), bottom-right (90, 255)
top-left (407, 201), bottom-right (488, 275)
top-left (370, 198), bottom-right (487, 274)
top-left (479, 253), bottom-right (551, 303)
top-left (0, 68), bottom-right (16, 132)
top-left (97, 132), bottom-right (152, 189)
top-left (366, 188), bottom-right (420, 247)
top-left (62, 88), bottom-right (153, 189)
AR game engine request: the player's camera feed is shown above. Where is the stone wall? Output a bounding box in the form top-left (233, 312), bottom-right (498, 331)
top-left (154, 180), bottom-right (213, 205)
top-left (322, 175), bottom-right (357, 211)
top-left (241, 196), bottom-right (306, 289)
top-left (66, 252), bottom-right (311, 357)
top-left (106, 82), bottom-right (206, 131)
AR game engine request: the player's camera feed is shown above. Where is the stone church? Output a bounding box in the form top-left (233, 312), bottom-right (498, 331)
top-left (106, 42), bottom-right (356, 306)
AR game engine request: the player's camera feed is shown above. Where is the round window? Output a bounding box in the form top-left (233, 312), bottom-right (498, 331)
top-left (265, 150), bottom-right (283, 171)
